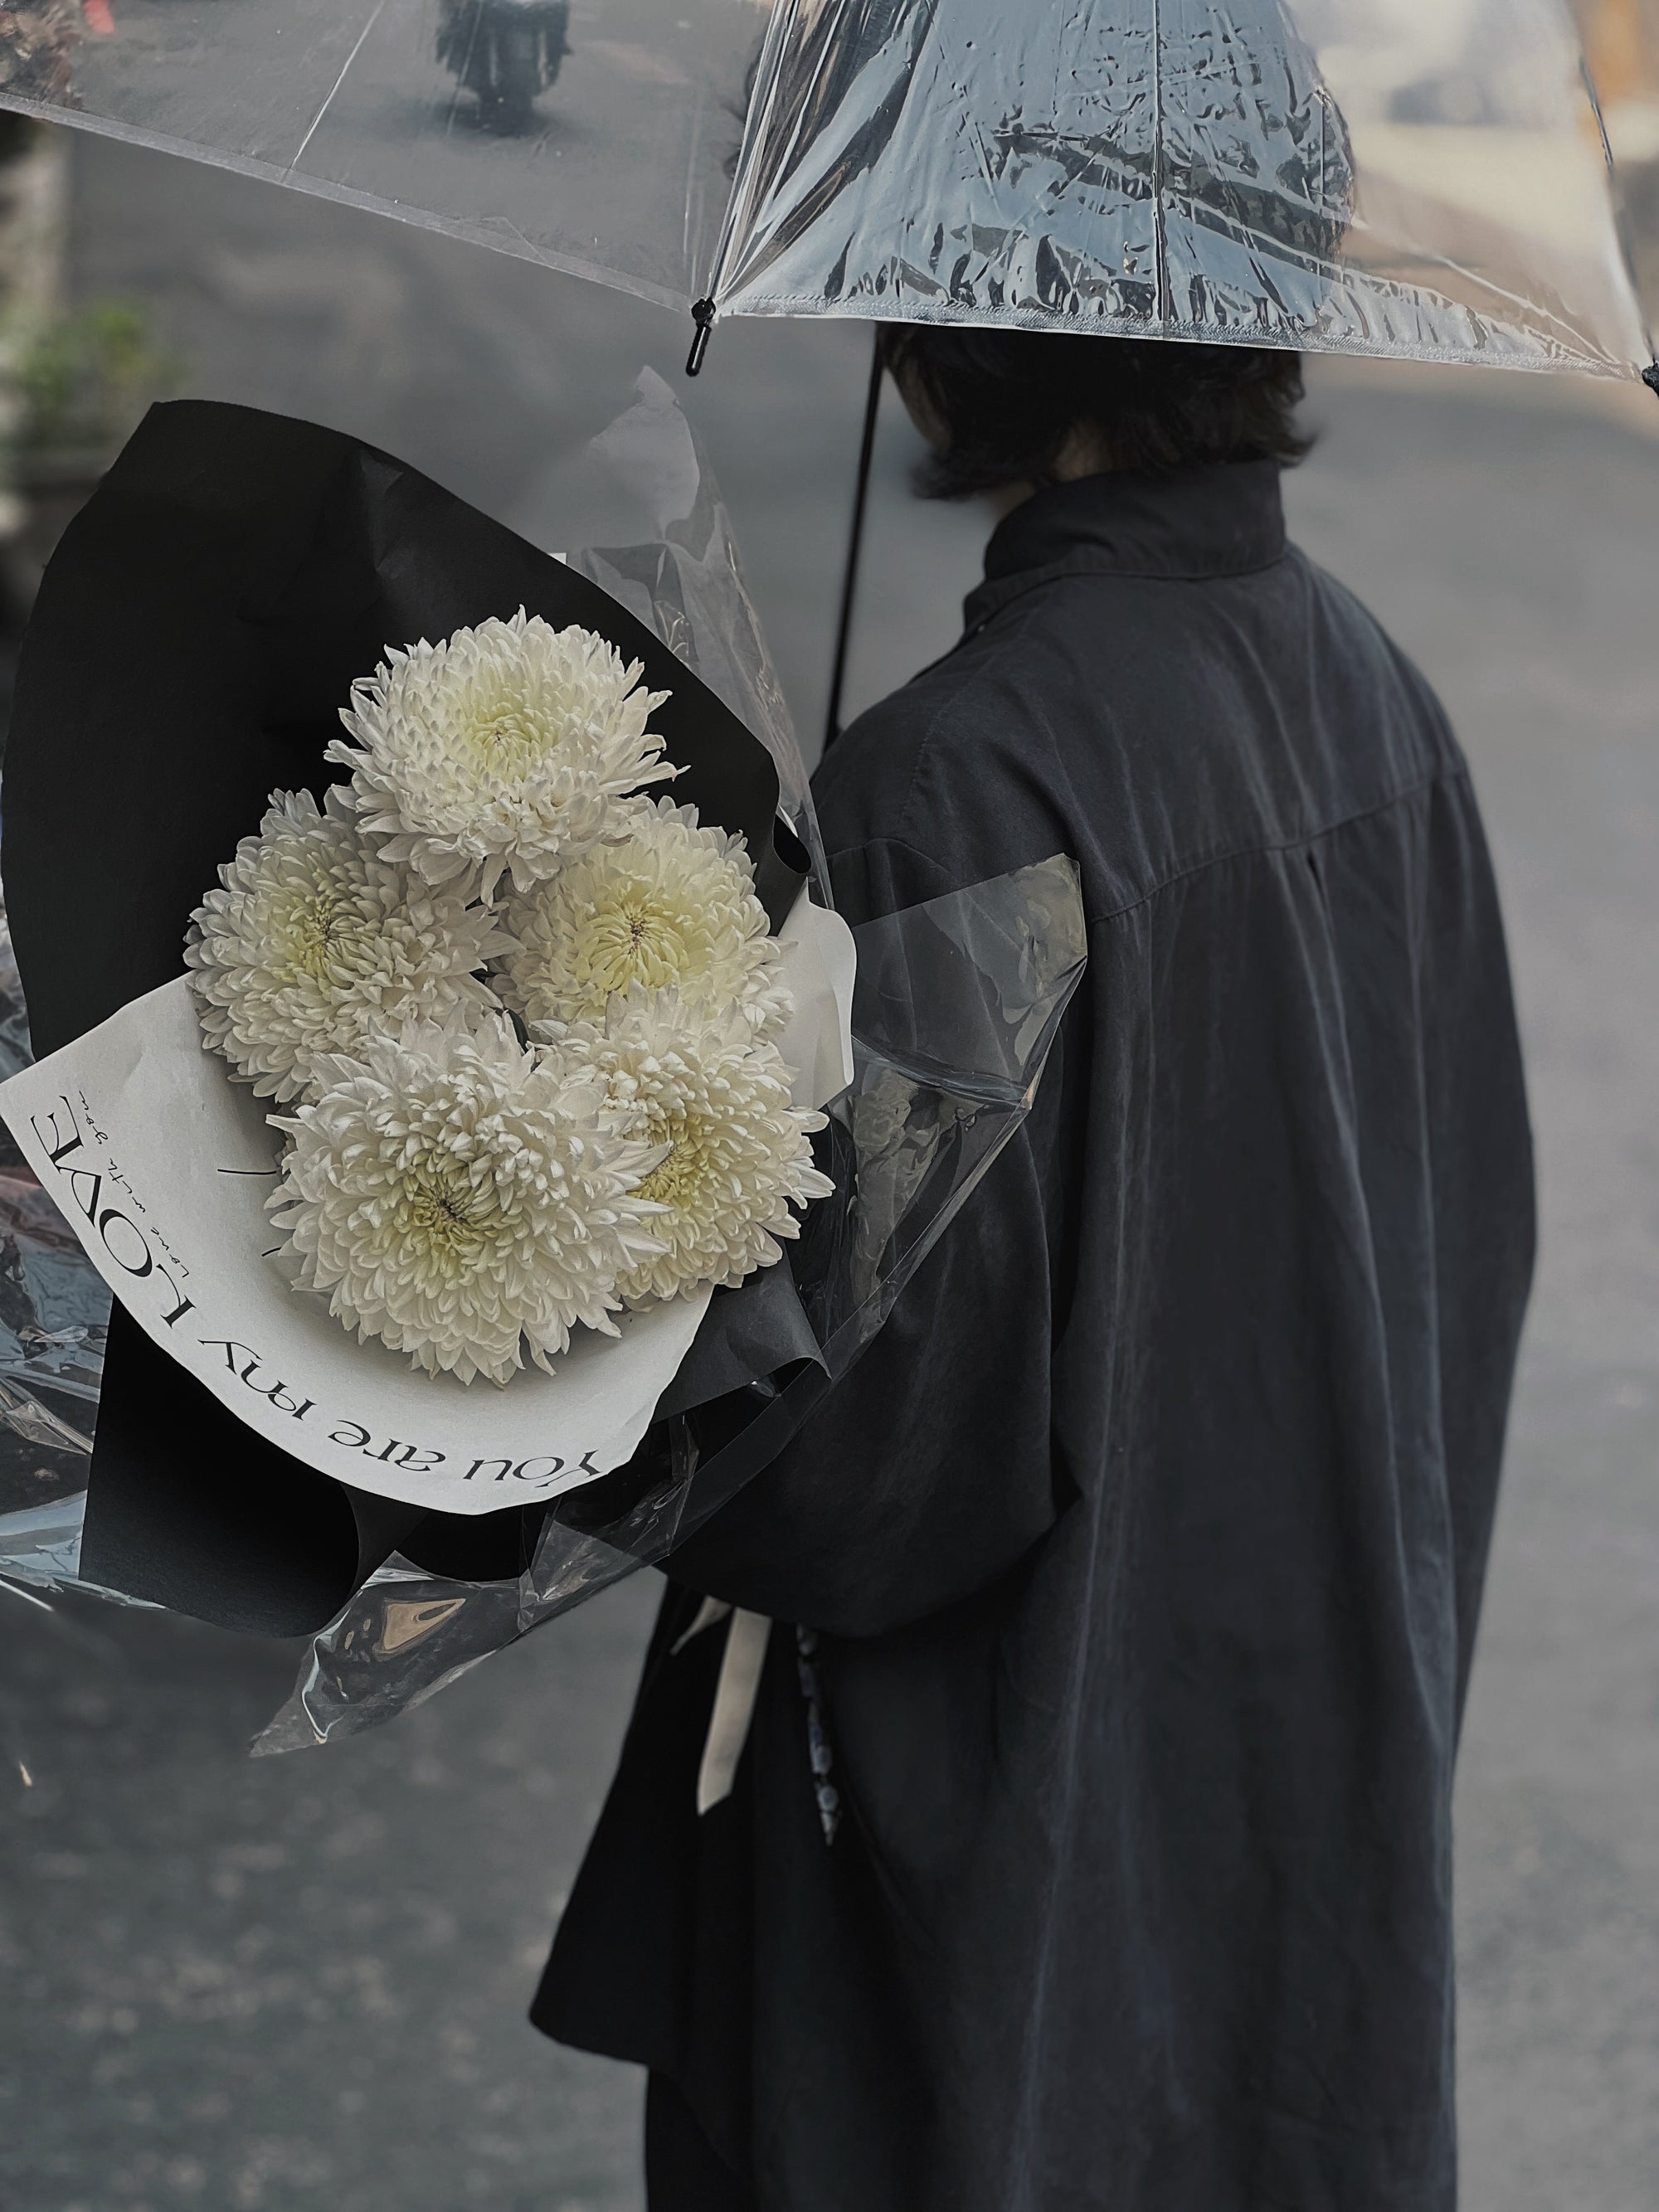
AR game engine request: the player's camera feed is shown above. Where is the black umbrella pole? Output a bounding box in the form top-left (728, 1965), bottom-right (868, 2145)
top-left (824, 332), bottom-right (885, 756)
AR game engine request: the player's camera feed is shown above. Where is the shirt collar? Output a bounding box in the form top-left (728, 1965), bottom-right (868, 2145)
top-left (963, 459), bottom-right (1287, 632)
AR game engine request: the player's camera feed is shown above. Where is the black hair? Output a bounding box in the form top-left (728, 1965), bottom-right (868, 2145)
top-left (877, 325), bottom-right (1311, 499)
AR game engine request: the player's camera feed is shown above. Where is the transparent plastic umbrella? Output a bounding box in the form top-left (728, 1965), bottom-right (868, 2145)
top-left (0, 0), bottom-right (1647, 383)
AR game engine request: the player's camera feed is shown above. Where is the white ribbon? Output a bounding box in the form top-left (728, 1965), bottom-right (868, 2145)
top-left (671, 1594), bottom-right (732, 1655)
top-left (684, 1606), bottom-right (773, 1815)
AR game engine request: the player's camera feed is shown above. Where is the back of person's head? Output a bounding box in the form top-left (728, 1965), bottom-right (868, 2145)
top-left (869, 0), bottom-right (1351, 502)
top-left (877, 325), bottom-right (1311, 500)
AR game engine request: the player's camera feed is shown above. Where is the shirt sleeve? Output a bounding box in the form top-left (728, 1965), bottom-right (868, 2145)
top-left (658, 824), bottom-right (1077, 1641)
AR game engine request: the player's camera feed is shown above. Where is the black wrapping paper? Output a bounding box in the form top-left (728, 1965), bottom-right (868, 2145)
top-left (1, 401), bottom-right (807, 1632)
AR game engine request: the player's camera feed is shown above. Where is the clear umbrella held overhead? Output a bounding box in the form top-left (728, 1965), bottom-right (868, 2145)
top-left (0, 0), bottom-right (1647, 382)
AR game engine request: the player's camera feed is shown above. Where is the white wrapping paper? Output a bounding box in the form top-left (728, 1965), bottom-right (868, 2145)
top-left (0, 889), bottom-right (854, 1518)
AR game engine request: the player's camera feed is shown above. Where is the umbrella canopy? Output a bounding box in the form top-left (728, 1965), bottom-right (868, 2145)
top-left (0, 0), bottom-right (1647, 380)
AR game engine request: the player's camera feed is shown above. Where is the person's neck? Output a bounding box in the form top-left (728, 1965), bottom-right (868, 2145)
top-left (991, 425), bottom-right (1120, 518)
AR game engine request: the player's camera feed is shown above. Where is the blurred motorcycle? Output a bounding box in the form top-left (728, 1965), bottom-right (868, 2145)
top-left (436, 0), bottom-right (571, 134)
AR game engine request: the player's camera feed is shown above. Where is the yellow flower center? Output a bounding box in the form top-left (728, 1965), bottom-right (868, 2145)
top-left (634, 1113), bottom-right (713, 1216)
top-left (398, 1159), bottom-right (490, 1275)
top-left (460, 686), bottom-right (556, 775)
top-left (586, 895), bottom-right (694, 996)
top-left (281, 891), bottom-right (377, 985)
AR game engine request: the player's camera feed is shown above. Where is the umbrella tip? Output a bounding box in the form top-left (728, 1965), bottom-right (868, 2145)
top-left (686, 300), bottom-right (717, 379)
top-left (1642, 362), bottom-right (1659, 398)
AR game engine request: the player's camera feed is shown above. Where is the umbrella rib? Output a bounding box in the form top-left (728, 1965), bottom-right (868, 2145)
top-left (1151, 0), bottom-right (1170, 331)
top-left (694, 0), bottom-right (805, 350)
top-left (286, 0), bottom-right (388, 178)
top-left (1576, 46), bottom-right (1656, 368)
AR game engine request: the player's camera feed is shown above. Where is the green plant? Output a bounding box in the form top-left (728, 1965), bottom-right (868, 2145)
top-left (15, 299), bottom-right (180, 457)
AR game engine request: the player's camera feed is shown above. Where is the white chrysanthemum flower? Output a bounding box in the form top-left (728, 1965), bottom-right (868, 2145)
top-left (326, 610), bottom-right (676, 902)
top-left (184, 786), bottom-right (508, 1104)
top-left (551, 989), bottom-right (834, 1306)
top-left (269, 1014), bottom-right (667, 1386)
top-left (496, 796), bottom-right (790, 1037)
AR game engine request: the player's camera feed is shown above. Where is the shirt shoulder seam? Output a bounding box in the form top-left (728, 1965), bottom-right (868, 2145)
top-left (887, 652), bottom-right (1024, 853)
top-left (1087, 763), bottom-right (1469, 928)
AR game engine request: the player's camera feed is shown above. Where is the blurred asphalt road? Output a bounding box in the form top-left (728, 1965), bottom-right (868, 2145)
top-left (72, 0), bottom-right (755, 309)
top-left (0, 122), bottom-right (1656, 2212)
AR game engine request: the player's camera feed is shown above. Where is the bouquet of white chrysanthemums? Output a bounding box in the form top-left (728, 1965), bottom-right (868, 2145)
top-left (0, 396), bottom-right (1076, 1671)
top-left (184, 610), bottom-right (834, 1389)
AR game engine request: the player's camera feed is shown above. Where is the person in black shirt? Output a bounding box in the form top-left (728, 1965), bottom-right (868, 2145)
top-left (535, 327), bottom-right (1535, 2212)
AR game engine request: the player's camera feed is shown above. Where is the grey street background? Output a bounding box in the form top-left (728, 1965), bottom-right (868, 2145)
top-left (67, 0), bottom-right (757, 310)
top-left (1, 103), bottom-right (1657, 2212)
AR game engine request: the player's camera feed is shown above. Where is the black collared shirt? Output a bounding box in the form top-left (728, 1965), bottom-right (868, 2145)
top-left (536, 463), bottom-right (1535, 2212)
